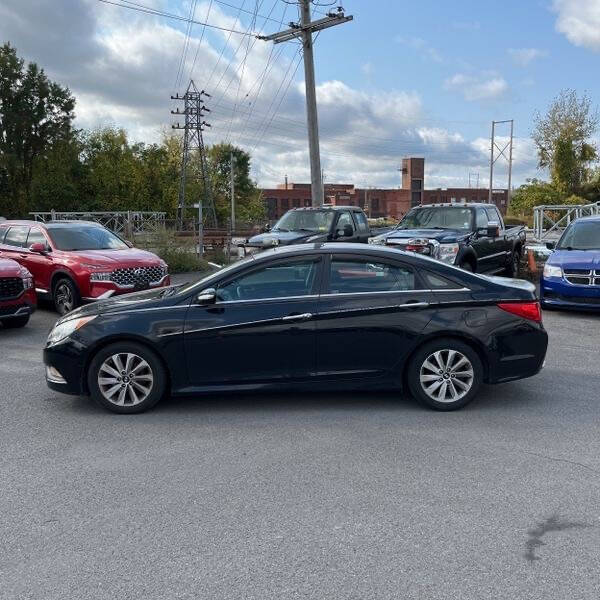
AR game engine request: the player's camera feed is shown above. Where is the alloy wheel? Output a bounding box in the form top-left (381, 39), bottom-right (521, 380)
top-left (419, 349), bottom-right (474, 404)
top-left (55, 283), bottom-right (74, 314)
top-left (97, 353), bottom-right (154, 407)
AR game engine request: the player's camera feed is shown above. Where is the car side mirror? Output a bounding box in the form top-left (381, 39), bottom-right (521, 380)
top-left (261, 224), bottom-right (271, 233)
top-left (124, 239), bottom-right (134, 248)
top-left (343, 224), bottom-right (354, 237)
top-left (29, 242), bottom-right (47, 254)
top-left (546, 241), bottom-right (556, 250)
top-left (487, 222), bottom-right (500, 238)
top-left (196, 288), bottom-right (216, 305)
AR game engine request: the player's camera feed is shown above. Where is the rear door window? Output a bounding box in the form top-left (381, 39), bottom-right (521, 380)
top-left (329, 259), bottom-right (415, 294)
top-left (355, 212), bottom-right (369, 232)
top-left (3, 226), bottom-right (29, 248)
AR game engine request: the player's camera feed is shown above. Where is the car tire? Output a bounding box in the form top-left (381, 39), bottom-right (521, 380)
top-left (88, 342), bottom-right (167, 414)
top-left (459, 261), bottom-right (474, 272)
top-left (504, 250), bottom-right (520, 278)
top-left (53, 277), bottom-right (80, 316)
top-left (407, 338), bottom-right (484, 411)
top-left (1, 315), bottom-right (30, 328)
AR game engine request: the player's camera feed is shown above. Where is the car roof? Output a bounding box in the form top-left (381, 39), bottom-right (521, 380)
top-left (1, 219), bottom-right (103, 228)
top-left (572, 214), bottom-right (600, 223)
top-left (251, 242), bottom-right (422, 261)
top-left (415, 202), bottom-right (494, 209)
top-left (289, 206), bottom-right (364, 212)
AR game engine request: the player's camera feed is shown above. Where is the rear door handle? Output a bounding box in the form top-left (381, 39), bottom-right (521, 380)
top-left (282, 312), bottom-right (313, 322)
top-left (399, 301), bottom-right (429, 309)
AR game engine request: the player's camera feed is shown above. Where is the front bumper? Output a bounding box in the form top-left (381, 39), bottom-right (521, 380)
top-left (82, 275), bottom-right (171, 302)
top-left (43, 338), bottom-right (89, 396)
top-left (541, 277), bottom-right (600, 310)
top-left (0, 289), bottom-right (37, 320)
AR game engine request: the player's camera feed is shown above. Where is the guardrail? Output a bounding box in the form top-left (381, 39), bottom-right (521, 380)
top-left (533, 202), bottom-right (600, 240)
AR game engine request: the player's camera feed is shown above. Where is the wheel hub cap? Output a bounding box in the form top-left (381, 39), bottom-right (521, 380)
top-left (98, 353), bottom-right (154, 406)
top-left (419, 349), bottom-right (474, 403)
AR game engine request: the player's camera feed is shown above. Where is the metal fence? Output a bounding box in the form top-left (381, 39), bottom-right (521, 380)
top-left (532, 202), bottom-right (600, 240)
top-left (29, 210), bottom-right (167, 236)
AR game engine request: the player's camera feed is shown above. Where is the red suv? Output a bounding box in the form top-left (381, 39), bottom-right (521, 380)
top-left (0, 257), bottom-right (36, 327)
top-left (0, 221), bottom-right (170, 315)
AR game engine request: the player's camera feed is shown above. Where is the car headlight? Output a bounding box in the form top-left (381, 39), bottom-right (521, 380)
top-left (368, 236), bottom-right (386, 245)
top-left (47, 316), bottom-right (97, 346)
top-left (90, 272), bottom-right (112, 282)
top-left (438, 243), bottom-right (459, 264)
top-left (543, 264), bottom-right (563, 278)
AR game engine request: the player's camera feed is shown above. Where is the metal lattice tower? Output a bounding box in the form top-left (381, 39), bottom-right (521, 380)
top-left (171, 80), bottom-right (218, 236)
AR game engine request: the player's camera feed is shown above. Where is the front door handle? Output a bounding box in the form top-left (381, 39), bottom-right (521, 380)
top-left (282, 312), bottom-right (313, 322)
top-left (399, 301), bottom-right (429, 309)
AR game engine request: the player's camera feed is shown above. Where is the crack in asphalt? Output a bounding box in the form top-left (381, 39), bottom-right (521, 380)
top-left (522, 450), bottom-right (600, 476)
top-left (525, 514), bottom-right (590, 562)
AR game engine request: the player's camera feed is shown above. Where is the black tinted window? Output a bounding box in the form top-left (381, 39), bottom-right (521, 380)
top-left (4, 226), bottom-right (29, 247)
top-left (217, 260), bottom-right (318, 301)
top-left (46, 225), bottom-right (128, 250)
top-left (329, 259), bottom-right (415, 294)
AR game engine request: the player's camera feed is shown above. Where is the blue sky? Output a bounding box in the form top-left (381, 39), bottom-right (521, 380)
top-left (1, 0), bottom-right (599, 190)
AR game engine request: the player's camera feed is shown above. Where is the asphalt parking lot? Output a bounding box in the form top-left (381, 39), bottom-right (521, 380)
top-left (2, 288), bottom-right (600, 600)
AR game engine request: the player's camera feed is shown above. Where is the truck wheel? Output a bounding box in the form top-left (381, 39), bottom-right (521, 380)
top-left (504, 251), bottom-right (520, 278)
top-left (53, 277), bottom-right (80, 315)
top-left (459, 261), bottom-right (474, 272)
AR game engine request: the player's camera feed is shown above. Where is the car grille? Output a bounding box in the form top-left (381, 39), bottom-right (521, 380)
top-left (0, 277), bottom-right (24, 300)
top-left (546, 291), bottom-right (600, 305)
top-left (563, 269), bottom-right (600, 286)
top-left (110, 266), bottom-right (166, 288)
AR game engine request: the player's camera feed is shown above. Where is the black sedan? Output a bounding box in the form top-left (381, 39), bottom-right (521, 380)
top-left (44, 243), bottom-right (548, 414)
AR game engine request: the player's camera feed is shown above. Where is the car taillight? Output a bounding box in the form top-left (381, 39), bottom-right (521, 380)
top-left (497, 301), bottom-right (542, 323)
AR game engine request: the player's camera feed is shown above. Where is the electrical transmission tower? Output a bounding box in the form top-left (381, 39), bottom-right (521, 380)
top-left (259, 1), bottom-right (353, 207)
top-left (171, 80), bottom-right (218, 252)
top-left (488, 119), bottom-right (514, 206)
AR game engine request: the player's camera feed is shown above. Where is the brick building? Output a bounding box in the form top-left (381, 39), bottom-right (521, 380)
top-left (261, 158), bottom-right (508, 221)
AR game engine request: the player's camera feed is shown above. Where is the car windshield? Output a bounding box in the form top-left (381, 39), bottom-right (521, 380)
top-left (557, 221), bottom-right (600, 250)
top-left (47, 225), bottom-right (129, 251)
top-left (397, 207), bottom-right (473, 230)
top-left (273, 210), bottom-right (335, 233)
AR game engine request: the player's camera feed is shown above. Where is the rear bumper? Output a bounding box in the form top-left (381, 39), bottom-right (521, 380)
top-left (541, 277), bottom-right (600, 310)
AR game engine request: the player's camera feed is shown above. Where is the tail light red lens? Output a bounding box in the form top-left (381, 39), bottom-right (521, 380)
top-left (497, 301), bottom-right (542, 323)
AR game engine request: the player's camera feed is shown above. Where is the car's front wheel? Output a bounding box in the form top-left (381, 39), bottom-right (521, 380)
top-left (53, 277), bottom-right (80, 315)
top-left (88, 342), bottom-right (167, 414)
top-left (407, 338), bottom-right (483, 410)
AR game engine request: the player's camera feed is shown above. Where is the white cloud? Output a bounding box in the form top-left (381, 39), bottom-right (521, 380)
top-left (553, 0), bottom-right (600, 51)
top-left (444, 73), bottom-right (508, 102)
top-left (360, 61), bottom-right (373, 77)
top-left (508, 47), bottom-right (548, 66)
top-left (395, 36), bottom-right (444, 63)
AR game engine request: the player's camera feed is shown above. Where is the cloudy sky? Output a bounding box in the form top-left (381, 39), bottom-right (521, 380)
top-left (1, 0), bottom-right (599, 190)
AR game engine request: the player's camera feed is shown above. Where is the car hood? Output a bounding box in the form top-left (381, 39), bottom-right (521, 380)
top-left (59, 286), bottom-right (177, 322)
top-left (67, 248), bottom-right (163, 266)
top-left (247, 230), bottom-right (326, 246)
top-left (0, 257), bottom-right (28, 277)
top-left (547, 249), bottom-right (600, 269)
top-left (382, 228), bottom-right (470, 244)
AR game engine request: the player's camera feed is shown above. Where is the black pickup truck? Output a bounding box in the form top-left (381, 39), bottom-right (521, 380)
top-left (369, 203), bottom-right (526, 276)
top-left (243, 205), bottom-right (371, 253)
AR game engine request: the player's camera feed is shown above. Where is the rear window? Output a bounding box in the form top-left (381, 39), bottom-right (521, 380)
top-left (422, 270), bottom-right (463, 290)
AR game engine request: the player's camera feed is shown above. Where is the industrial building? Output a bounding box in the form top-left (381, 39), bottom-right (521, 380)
top-left (261, 158), bottom-right (509, 220)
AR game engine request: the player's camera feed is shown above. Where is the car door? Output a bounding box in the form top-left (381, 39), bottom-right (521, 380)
top-left (184, 256), bottom-right (322, 386)
top-left (485, 206), bottom-right (510, 271)
top-left (22, 227), bottom-right (53, 292)
top-left (314, 253), bottom-right (434, 379)
top-left (353, 211), bottom-right (371, 243)
top-left (472, 208), bottom-right (498, 273)
top-left (333, 211), bottom-right (359, 242)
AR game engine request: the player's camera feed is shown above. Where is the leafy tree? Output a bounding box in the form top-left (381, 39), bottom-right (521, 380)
top-left (510, 179), bottom-right (562, 216)
top-left (532, 90), bottom-right (599, 194)
top-left (0, 43), bottom-right (75, 216)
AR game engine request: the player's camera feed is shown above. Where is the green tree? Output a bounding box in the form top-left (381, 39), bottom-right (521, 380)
top-left (532, 90), bottom-right (599, 194)
top-left (0, 43), bottom-right (75, 216)
top-left (510, 179), bottom-right (562, 216)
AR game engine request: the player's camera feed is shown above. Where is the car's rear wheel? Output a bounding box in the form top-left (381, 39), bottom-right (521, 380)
top-left (53, 277), bottom-right (80, 315)
top-left (504, 250), bottom-right (520, 277)
top-left (1, 315), bottom-right (30, 328)
top-left (88, 342), bottom-right (167, 414)
top-left (407, 338), bottom-right (483, 411)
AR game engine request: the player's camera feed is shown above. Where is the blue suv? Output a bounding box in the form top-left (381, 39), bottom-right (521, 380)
top-left (541, 215), bottom-right (600, 310)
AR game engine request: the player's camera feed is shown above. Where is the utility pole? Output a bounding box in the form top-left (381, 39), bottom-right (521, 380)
top-left (259, 3), bottom-right (353, 207)
top-left (171, 80), bottom-right (218, 256)
top-left (230, 151), bottom-right (235, 233)
top-left (488, 119), bottom-right (514, 206)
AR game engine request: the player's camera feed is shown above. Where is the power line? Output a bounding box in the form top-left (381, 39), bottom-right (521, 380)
top-left (186, 0), bottom-right (214, 86)
top-left (96, 0), bottom-right (258, 36)
top-left (173, 0), bottom-right (198, 92)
